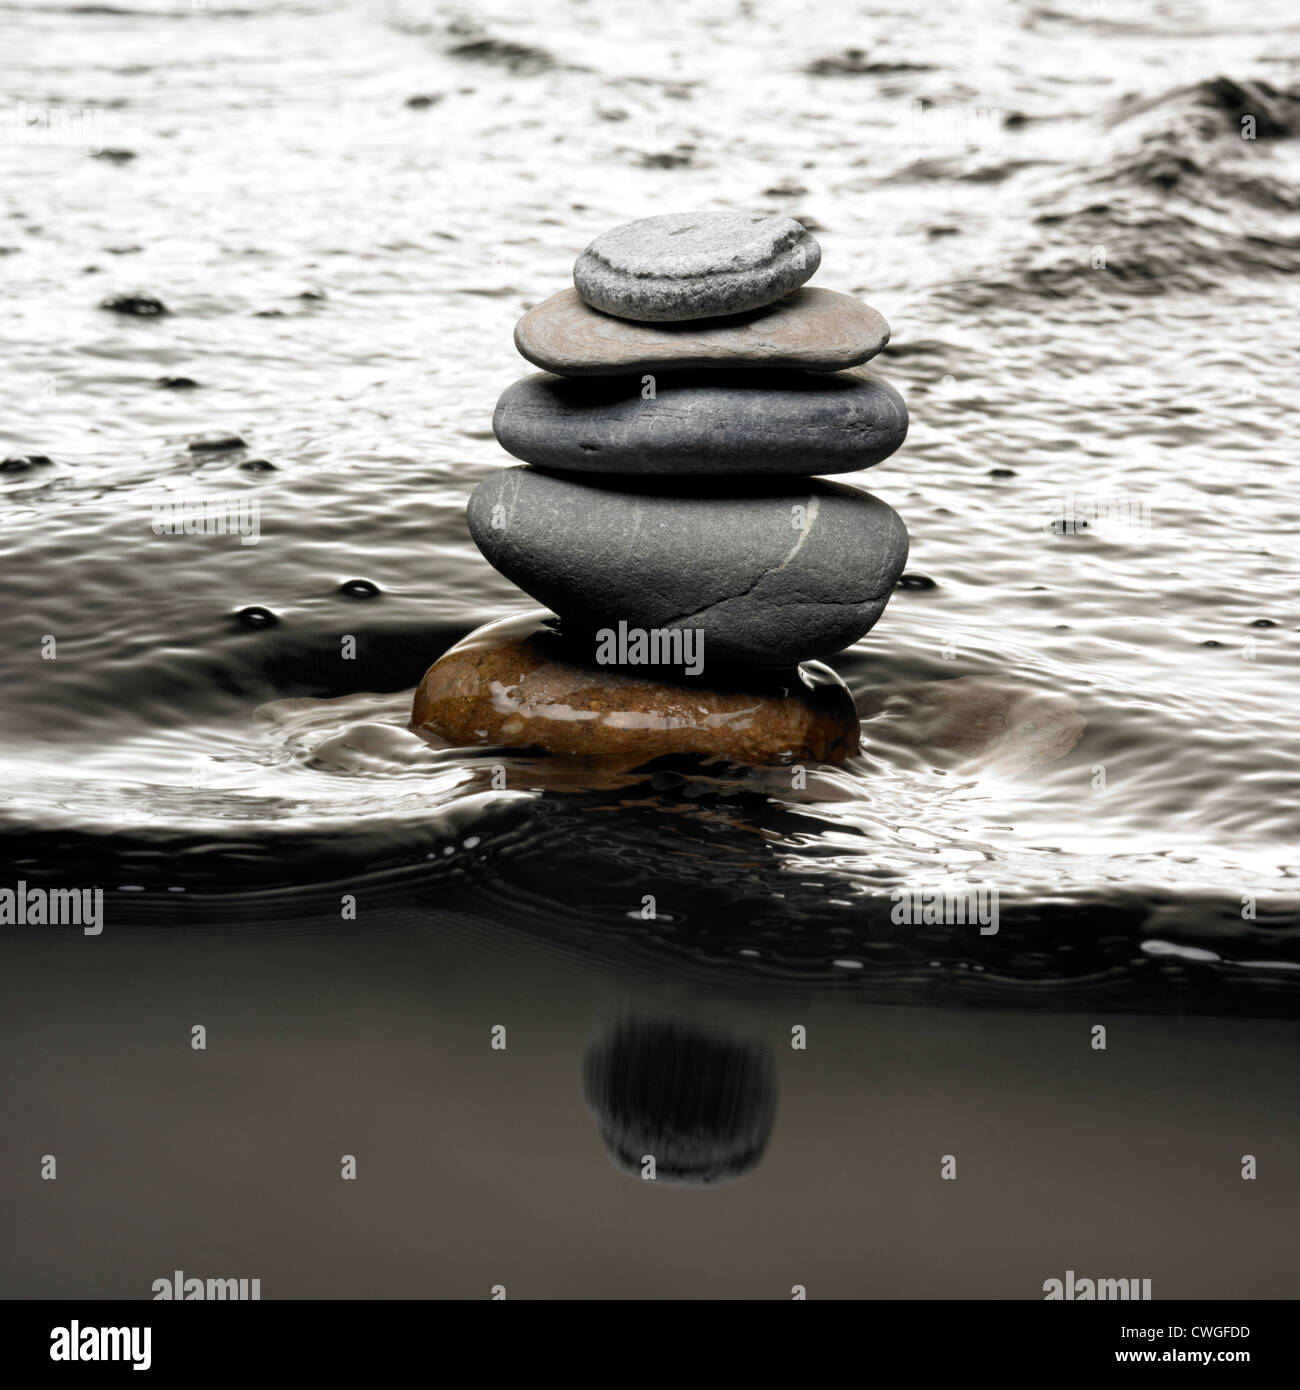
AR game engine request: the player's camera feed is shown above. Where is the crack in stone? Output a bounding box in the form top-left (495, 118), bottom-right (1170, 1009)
top-left (649, 498), bottom-right (895, 628)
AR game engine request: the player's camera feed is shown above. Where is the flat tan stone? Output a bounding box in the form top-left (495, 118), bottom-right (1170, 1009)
top-left (410, 612), bottom-right (861, 767)
top-left (513, 287), bottom-right (889, 377)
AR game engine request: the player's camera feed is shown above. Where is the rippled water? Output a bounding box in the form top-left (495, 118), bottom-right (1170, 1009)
top-left (3, 0), bottom-right (1299, 1002)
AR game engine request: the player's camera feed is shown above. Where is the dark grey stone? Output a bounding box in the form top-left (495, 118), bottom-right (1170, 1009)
top-left (573, 211), bottom-right (821, 322)
top-left (466, 466), bottom-right (909, 668)
top-left (491, 366), bottom-right (908, 476)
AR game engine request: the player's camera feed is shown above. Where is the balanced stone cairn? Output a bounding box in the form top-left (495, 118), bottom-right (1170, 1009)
top-left (412, 212), bottom-right (910, 768)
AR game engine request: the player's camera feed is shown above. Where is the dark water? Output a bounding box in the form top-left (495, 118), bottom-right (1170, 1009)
top-left (2, 0), bottom-right (1298, 1297)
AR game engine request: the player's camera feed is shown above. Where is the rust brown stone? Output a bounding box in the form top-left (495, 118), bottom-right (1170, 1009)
top-left (411, 612), bottom-right (861, 767)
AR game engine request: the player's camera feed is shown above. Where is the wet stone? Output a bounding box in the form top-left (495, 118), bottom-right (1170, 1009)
top-left (410, 612), bottom-right (862, 766)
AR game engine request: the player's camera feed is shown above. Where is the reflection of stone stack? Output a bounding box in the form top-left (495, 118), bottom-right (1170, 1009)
top-left (582, 1014), bottom-right (777, 1186)
top-left (412, 212), bottom-right (910, 768)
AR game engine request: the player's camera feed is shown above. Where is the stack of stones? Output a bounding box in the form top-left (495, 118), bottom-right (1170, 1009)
top-left (412, 212), bottom-right (911, 768)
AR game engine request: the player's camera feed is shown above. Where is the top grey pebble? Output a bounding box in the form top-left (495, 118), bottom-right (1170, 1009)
top-left (573, 212), bottom-right (821, 322)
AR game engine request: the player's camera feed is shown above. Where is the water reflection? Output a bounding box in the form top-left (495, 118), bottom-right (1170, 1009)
top-left (582, 1013), bottom-right (776, 1185)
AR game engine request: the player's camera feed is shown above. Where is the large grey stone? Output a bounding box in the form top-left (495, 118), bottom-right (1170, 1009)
top-left (514, 287), bottom-right (890, 377)
top-left (573, 212), bottom-right (821, 322)
top-left (466, 467), bottom-right (909, 668)
top-left (491, 365), bottom-right (908, 476)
